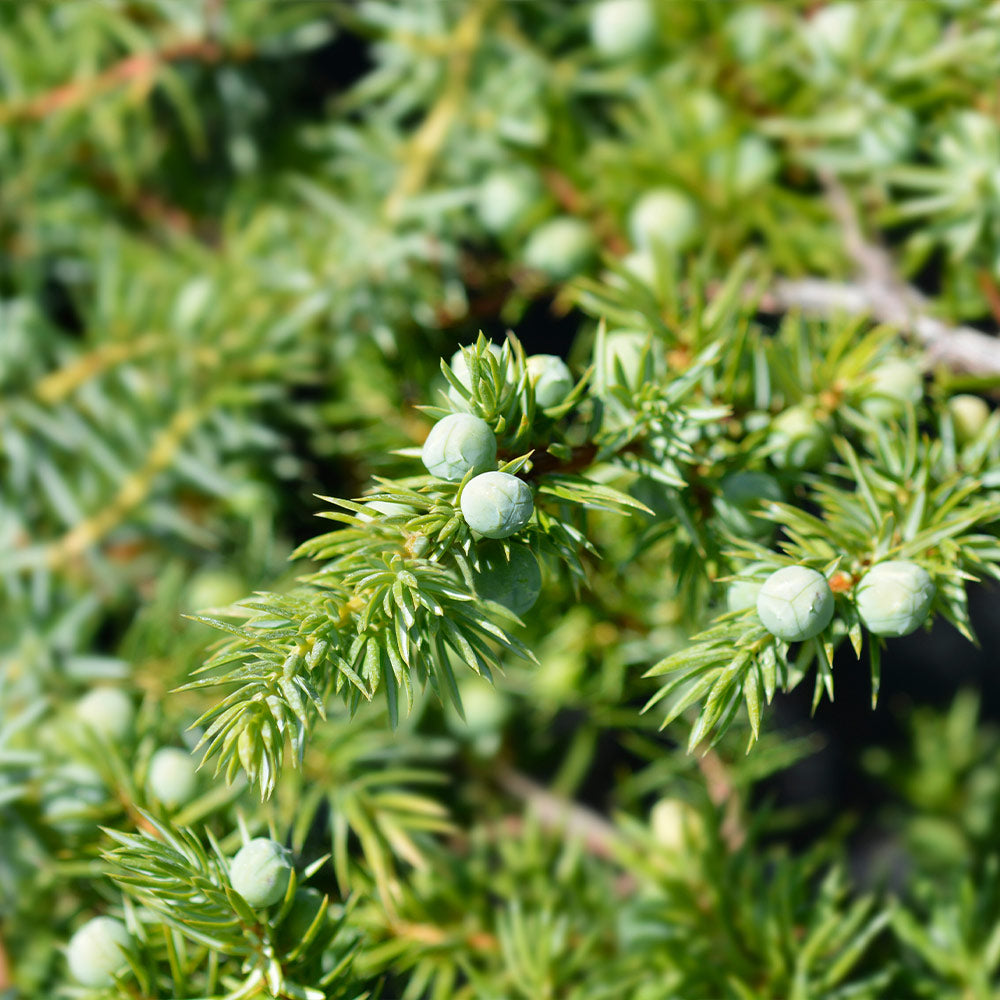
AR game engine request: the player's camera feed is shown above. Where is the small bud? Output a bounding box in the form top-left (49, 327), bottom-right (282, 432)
top-left (526, 354), bottom-right (574, 408)
top-left (461, 472), bottom-right (534, 539)
top-left (147, 747), bottom-right (198, 808)
top-left (421, 413), bottom-right (497, 482)
top-left (473, 544), bottom-right (542, 616)
top-left (948, 394), bottom-right (989, 444)
top-left (855, 560), bottom-right (935, 637)
top-left (628, 188), bottom-right (699, 252)
top-left (523, 217), bottom-right (596, 279)
top-left (589, 0), bottom-right (656, 59)
top-left (67, 916), bottom-right (132, 988)
top-left (230, 837), bottom-right (293, 909)
top-left (74, 687), bottom-right (134, 742)
top-left (757, 566), bottom-right (834, 642)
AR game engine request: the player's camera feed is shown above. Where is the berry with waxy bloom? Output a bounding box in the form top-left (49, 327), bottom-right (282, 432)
top-left (523, 217), bottom-right (596, 279)
top-left (230, 837), bottom-right (293, 909)
top-left (948, 394), bottom-right (989, 444)
top-left (855, 560), bottom-right (935, 637)
top-left (67, 916), bottom-right (132, 988)
top-left (147, 747), bottom-right (198, 808)
top-left (628, 188), bottom-right (699, 252)
top-left (589, 0), bottom-right (656, 59)
top-left (421, 413), bottom-right (496, 482)
top-left (461, 472), bottom-right (533, 539)
top-left (526, 354), bottom-right (574, 408)
top-left (756, 566), bottom-right (834, 642)
top-left (75, 687), bottom-right (134, 742)
top-left (476, 168), bottom-right (541, 234)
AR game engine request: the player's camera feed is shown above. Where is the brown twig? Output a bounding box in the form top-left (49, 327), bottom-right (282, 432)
top-left (800, 171), bottom-right (1000, 376)
top-left (0, 38), bottom-right (243, 124)
top-left (0, 930), bottom-right (10, 991)
top-left (695, 748), bottom-right (745, 852)
top-left (494, 764), bottom-right (620, 860)
top-left (383, 0), bottom-right (495, 222)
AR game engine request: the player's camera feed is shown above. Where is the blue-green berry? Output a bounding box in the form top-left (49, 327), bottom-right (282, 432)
top-left (474, 545), bottom-right (542, 616)
top-left (147, 747), bottom-right (198, 808)
top-left (230, 837), bottom-right (293, 908)
top-left (421, 413), bottom-right (496, 482)
top-left (523, 217), bottom-right (596, 278)
top-left (768, 406), bottom-right (831, 470)
top-left (526, 354), bottom-right (574, 408)
top-left (461, 472), bottom-right (533, 539)
top-left (855, 560), bottom-right (935, 637)
top-left (756, 566), bottom-right (834, 642)
top-left (67, 916), bottom-right (132, 988)
top-left (714, 472), bottom-right (783, 541)
top-left (75, 687), bottom-right (134, 741)
top-left (476, 168), bottom-right (541, 234)
top-left (590, 0), bottom-right (656, 58)
top-left (949, 394), bottom-right (989, 444)
top-left (862, 358), bottom-right (922, 420)
top-left (628, 188), bottom-right (699, 252)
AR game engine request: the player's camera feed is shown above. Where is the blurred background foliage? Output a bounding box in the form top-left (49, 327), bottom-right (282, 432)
top-left (3, 0), bottom-right (1000, 997)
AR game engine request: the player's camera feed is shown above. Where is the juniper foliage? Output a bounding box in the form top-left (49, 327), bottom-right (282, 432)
top-left (4, 2), bottom-right (1000, 998)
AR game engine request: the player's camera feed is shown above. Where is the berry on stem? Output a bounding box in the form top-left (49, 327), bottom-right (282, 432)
top-left (229, 837), bottom-right (293, 909)
top-left (67, 916), bottom-right (132, 988)
top-left (948, 394), bottom-right (989, 443)
top-left (75, 687), bottom-right (134, 741)
top-left (526, 354), bottom-right (574, 408)
top-left (628, 188), bottom-right (699, 252)
top-left (756, 566), bottom-right (834, 642)
top-left (589, 0), bottom-right (656, 59)
top-left (523, 217), bottom-right (596, 279)
top-left (461, 472), bottom-right (533, 539)
top-left (147, 747), bottom-right (198, 808)
top-left (855, 560), bottom-right (935, 637)
top-left (476, 168), bottom-right (541, 234)
top-left (473, 544), bottom-right (542, 616)
top-left (421, 413), bottom-right (496, 482)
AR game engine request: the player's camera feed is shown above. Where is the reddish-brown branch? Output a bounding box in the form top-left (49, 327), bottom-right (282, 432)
top-left (494, 764), bottom-right (621, 860)
top-left (977, 271), bottom-right (1000, 327)
top-left (0, 931), bottom-right (10, 991)
top-left (3, 38), bottom-right (244, 123)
